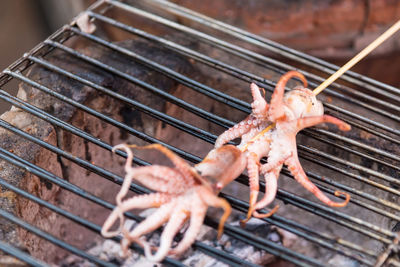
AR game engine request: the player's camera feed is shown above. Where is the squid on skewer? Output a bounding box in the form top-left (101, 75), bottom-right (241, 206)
top-left (215, 71), bottom-right (351, 223)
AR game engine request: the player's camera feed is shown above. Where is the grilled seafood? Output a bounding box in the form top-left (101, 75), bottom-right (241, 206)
top-left (215, 71), bottom-right (351, 222)
top-left (101, 143), bottom-right (246, 262)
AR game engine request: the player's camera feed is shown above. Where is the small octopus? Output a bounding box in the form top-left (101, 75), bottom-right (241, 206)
top-left (101, 143), bottom-right (246, 262)
top-left (215, 71), bottom-right (351, 222)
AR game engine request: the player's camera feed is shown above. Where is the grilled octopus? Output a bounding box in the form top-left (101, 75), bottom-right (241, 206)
top-left (215, 71), bottom-right (351, 222)
top-left (101, 143), bottom-right (246, 262)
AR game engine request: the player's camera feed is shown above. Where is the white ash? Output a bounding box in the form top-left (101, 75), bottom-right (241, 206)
top-left (59, 210), bottom-right (296, 266)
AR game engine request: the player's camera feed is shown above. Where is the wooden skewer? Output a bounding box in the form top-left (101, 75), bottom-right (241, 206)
top-left (240, 20), bottom-right (400, 149)
top-left (240, 123), bottom-right (275, 152)
top-left (313, 19), bottom-right (400, 96)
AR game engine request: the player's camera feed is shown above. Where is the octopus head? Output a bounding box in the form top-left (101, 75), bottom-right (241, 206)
top-left (283, 87), bottom-right (324, 120)
top-left (194, 145), bottom-right (246, 192)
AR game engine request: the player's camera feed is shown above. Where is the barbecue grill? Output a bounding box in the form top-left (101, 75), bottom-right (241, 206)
top-left (0, 0), bottom-right (399, 266)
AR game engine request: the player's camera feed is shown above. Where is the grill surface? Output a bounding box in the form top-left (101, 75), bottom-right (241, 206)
top-left (0, 0), bottom-right (399, 266)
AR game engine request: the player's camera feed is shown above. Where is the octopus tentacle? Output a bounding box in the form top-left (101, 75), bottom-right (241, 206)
top-left (250, 83), bottom-right (269, 120)
top-left (113, 144), bottom-right (135, 173)
top-left (170, 204), bottom-right (207, 255)
top-left (294, 115), bottom-right (351, 133)
top-left (102, 193), bottom-right (171, 238)
top-left (127, 144), bottom-right (195, 184)
top-left (116, 166), bottom-right (187, 204)
top-left (252, 165), bottom-right (282, 218)
top-left (121, 201), bottom-right (175, 255)
top-left (261, 151), bottom-right (292, 174)
top-left (253, 205), bottom-right (280, 219)
top-left (200, 188), bottom-right (231, 239)
top-left (144, 209), bottom-right (188, 262)
top-left (285, 153), bottom-right (350, 207)
top-left (101, 207), bottom-right (124, 238)
top-left (215, 115), bottom-right (258, 148)
top-left (241, 152), bottom-right (260, 224)
top-left (113, 144), bottom-right (189, 204)
top-left (269, 71), bottom-right (307, 122)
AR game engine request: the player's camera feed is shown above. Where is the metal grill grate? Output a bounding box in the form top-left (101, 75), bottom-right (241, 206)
top-left (0, 0), bottom-right (399, 266)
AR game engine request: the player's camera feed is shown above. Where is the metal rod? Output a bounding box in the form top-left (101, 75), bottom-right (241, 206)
top-left (28, 49), bottom-right (400, 197)
top-left (0, 149), bottom-right (318, 267)
top-left (325, 103), bottom-right (400, 140)
top-left (305, 128), bottom-right (400, 168)
top-left (0, 102), bottom-right (330, 266)
top-left (223, 194), bottom-right (375, 266)
top-left (203, 216), bottom-right (320, 267)
top-left (3, 81), bottom-right (391, 241)
top-left (45, 39), bottom-right (245, 125)
top-left (0, 1), bottom-right (397, 264)
top-left (107, 0), bottom-right (400, 118)
top-left (235, 173), bottom-right (395, 241)
top-left (299, 145), bottom-right (400, 187)
top-left (3, 71), bottom-right (396, 243)
top-left (67, 26), bottom-right (249, 113)
top-left (0, 241), bottom-right (50, 267)
top-left (0, 208), bottom-right (117, 267)
top-left (0, 89), bottom-right (153, 169)
top-left (147, 0), bottom-right (400, 98)
top-left (0, 90), bottom-right (388, 264)
top-left (5, 70), bottom-right (216, 153)
top-left (30, 53), bottom-right (400, 170)
top-left (295, 158), bottom-right (400, 214)
top-left (86, 10), bottom-right (400, 136)
top-left (0, 112), bottom-right (382, 264)
top-left (0, 176), bottom-right (251, 267)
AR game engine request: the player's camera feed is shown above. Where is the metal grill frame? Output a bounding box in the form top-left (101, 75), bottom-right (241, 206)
top-left (0, 0), bottom-right (399, 266)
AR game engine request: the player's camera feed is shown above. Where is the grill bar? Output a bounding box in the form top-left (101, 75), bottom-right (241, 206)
top-left (29, 32), bottom-right (400, 197)
top-left (106, 0), bottom-right (400, 119)
top-left (0, 209), bottom-right (115, 267)
top-left (24, 17), bottom-right (400, 194)
top-left (67, 27), bottom-right (249, 114)
top-left (192, 243), bottom-right (262, 267)
top-left (0, 91), bottom-right (329, 266)
top-left (0, 241), bottom-right (50, 267)
top-left (301, 145), bottom-right (400, 187)
top-left (298, 156), bottom-right (400, 213)
top-left (28, 43), bottom-right (400, 177)
top-left (0, 112), bottom-right (383, 265)
top-left (72, 9), bottom-right (400, 177)
top-left (38, 41), bottom-right (218, 143)
top-left (22, 55), bottom-right (400, 205)
top-left (2, 35), bottom-right (396, 251)
top-left (223, 194), bottom-right (376, 266)
top-left (24, 34), bottom-right (396, 220)
top-left (305, 128), bottom-right (400, 170)
top-left (0, 175), bottom-right (256, 267)
top-left (4, 69), bottom-right (216, 158)
top-left (204, 216), bottom-right (320, 267)
top-left (233, 171), bottom-right (396, 242)
top-left (86, 7), bottom-right (400, 129)
top-left (5, 67), bottom-right (396, 242)
top-left (0, 111), bottom-right (390, 264)
top-left (0, 89), bottom-right (154, 169)
top-left (0, 143), bottom-right (318, 267)
top-left (0, 83), bottom-right (390, 266)
top-left (22, 55), bottom-right (400, 217)
top-left (147, 0), bottom-right (400, 98)
top-left (87, 11), bottom-right (268, 87)
top-left (0, 0), bottom-right (398, 265)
